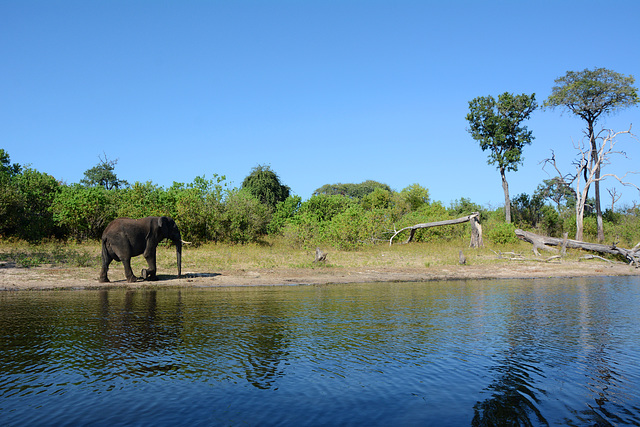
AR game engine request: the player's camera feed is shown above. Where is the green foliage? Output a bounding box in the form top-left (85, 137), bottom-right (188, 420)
top-left (466, 92), bottom-right (537, 173)
top-left (314, 180), bottom-right (391, 199)
top-left (324, 206), bottom-right (392, 250)
top-left (241, 164), bottom-right (290, 210)
top-left (281, 211), bottom-right (322, 249)
top-left (0, 149), bottom-right (21, 177)
top-left (172, 174), bottom-right (227, 243)
top-left (51, 185), bottom-right (116, 241)
top-left (401, 202), bottom-right (462, 242)
top-left (361, 187), bottom-right (392, 210)
top-left (298, 194), bottom-right (354, 222)
top-left (221, 189), bottom-right (270, 244)
top-left (80, 155), bottom-right (129, 190)
top-left (535, 177), bottom-right (576, 210)
top-left (115, 181), bottom-right (175, 219)
top-left (268, 195), bottom-right (302, 235)
top-left (486, 222), bottom-right (518, 244)
top-left (9, 168), bottom-right (60, 241)
top-left (540, 205), bottom-right (562, 237)
top-left (450, 197), bottom-right (486, 221)
top-left (3, 147), bottom-right (639, 253)
top-left (544, 68), bottom-right (639, 122)
top-left (510, 193), bottom-right (544, 229)
top-left (399, 184), bottom-right (430, 211)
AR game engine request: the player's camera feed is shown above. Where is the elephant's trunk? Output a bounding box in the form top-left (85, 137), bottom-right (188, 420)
top-left (175, 239), bottom-right (182, 277)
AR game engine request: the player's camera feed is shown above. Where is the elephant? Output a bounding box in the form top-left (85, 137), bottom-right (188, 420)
top-left (99, 216), bottom-right (183, 283)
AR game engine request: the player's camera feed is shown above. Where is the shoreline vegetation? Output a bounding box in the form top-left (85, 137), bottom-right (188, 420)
top-left (1, 240), bottom-right (638, 291)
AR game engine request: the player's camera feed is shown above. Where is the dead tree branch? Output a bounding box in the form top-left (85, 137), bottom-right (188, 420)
top-left (389, 212), bottom-right (483, 247)
top-left (515, 229), bottom-right (639, 267)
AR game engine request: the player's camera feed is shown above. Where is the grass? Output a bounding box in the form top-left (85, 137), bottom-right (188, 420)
top-left (0, 241), bottom-right (99, 268)
top-left (0, 236), bottom-right (582, 274)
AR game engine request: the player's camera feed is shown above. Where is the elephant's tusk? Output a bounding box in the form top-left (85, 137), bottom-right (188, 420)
top-left (181, 240), bottom-right (192, 245)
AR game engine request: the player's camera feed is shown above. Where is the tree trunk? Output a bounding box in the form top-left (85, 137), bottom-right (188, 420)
top-left (588, 120), bottom-right (605, 243)
top-left (515, 228), bottom-right (639, 267)
top-left (501, 167), bottom-right (511, 223)
top-left (575, 202), bottom-right (584, 241)
top-left (389, 213), bottom-right (483, 247)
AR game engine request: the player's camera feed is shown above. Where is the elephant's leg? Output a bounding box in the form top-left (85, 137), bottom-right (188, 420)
top-left (122, 258), bottom-right (138, 282)
top-left (99, 257), bottom-right (111, 283)
top-left (142, 253), bottom-right (158, 281)
top-left (98, 249), bottom-right (112, 283)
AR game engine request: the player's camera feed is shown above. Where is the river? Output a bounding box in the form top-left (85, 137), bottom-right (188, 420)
top-left (1, 277), bottom-right (639, 426)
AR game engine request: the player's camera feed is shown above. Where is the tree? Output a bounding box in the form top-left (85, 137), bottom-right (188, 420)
top-left (0, 149), bottom-right (21, 178)
top-left (466, 92), bottom-right (537, 223)
top-left (81, 154), bottom-right (129, 190)
top-left (241, 165), bottom-right (290, 210)
top-left (51, 184), bottom-right (116, 241)
top-left (544, 68), bottom-right (639, 242)
top-left (313, 180), bottom-right (392, 199)
top-left (544, 127), bottom-right (639, 241)
top-left (399, 184), bottom-right (430, 211)
top-left (535, 177), bottom-right (576, 211)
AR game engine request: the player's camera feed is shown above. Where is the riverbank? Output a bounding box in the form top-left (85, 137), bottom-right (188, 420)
top-left (1, 241), bottom-right (638, 290)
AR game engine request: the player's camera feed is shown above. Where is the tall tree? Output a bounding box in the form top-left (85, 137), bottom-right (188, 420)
top-left (0, 149), bottom-right (21, 178)
top-left (544, 127), bottom-right (639, 241)
top-left (81, 154), bottom-right (129, 190)
top-left (544, 68), bottom-right (639, 242)
top-left (241, 164), bottom-right (290, 210)
top-left (466, 92), bottom-right (537, 223)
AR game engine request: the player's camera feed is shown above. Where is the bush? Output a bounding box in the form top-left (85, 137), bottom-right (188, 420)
top-left (395, 202), bottom-right (461, 243)
top-left (323, 205), bottom-right (390, 250)
top-left (115, 181), bottom-right (175, 219)
top-left (10, 168), bottom-right (61, 241)
top-left (51, 185), bottom-right (116, 241)
top-left (281, 211), bottom-right (322, 249)
top-left (540, 205), bottom-right (562, 237)
top-left (268, 195), bottom-right (302, 235)
top-left (486, 222), bottom-right (518, 244)
top-left (221, 189), bottom-right (270, 243)
top-left (298, 194), bottom-right (353, 222)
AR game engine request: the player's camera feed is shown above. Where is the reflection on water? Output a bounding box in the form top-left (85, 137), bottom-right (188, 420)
top-left (1, 277), bottom-right (640, 426)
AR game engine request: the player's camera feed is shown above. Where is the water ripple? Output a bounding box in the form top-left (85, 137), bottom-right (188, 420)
top-left (1, 278), bottom-right (640, 426)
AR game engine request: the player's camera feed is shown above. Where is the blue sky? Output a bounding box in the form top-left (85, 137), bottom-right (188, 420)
top-left (2, 0), bottom-right (640, 208)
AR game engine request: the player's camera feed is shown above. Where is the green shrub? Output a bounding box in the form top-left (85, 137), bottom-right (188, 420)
top-left (298, 194), bottom-right (353, 222)
top-left (281, 211), bottom-right (322, 249)
top-left (486, 222), bottom-right (518, 244)
top-left (268, 195), bottom-right (302, 235)
top-left (51, 185), bottom-right (116, 241)
top-left (221, 189), bottom-right (270, 243)
top-left (322, 205), bottom-right (391, 250)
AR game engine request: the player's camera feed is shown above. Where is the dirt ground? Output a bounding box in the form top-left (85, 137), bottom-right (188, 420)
top-left (1, 260), bottom-right (638, 291)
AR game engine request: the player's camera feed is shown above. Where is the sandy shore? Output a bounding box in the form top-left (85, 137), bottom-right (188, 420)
top-left (1, 260), bottom-right (638, 291)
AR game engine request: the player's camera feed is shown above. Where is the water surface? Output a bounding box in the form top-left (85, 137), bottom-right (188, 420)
top-left (1, 277), bottom-right (640, 426)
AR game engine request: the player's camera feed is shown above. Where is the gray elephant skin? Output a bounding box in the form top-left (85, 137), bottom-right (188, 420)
top-left (99, 216), bottom-right (182, 283)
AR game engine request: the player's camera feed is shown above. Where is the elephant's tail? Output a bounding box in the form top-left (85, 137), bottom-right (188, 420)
top-left (101, 236), bottom-right (118, 262)
top-left (101, 236), bottom-right (108, 261)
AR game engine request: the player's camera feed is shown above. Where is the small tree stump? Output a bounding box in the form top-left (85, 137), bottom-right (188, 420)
top-left (314, 248), bottom-right (327, 263)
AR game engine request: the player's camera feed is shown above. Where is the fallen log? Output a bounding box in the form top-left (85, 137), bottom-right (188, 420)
top-left (515, 229), bottom-right (639, 267)
top-left (389, 212), bottom-right (483, 247)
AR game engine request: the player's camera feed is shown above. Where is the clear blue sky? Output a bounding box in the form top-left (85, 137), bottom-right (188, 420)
top-left (3, 0), bottom-right (640, 208)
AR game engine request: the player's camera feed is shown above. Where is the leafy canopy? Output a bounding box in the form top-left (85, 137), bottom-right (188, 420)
top-left (81, 155), bottom-right (129, 190)
top-left (544, 67), bottom-right (639, 124)
top-left (241, 164), bottom-right (290, 210)
top-left (466, 92), bottom-right (537, 172)
top-left (314, 180), bottom-right (391, 199)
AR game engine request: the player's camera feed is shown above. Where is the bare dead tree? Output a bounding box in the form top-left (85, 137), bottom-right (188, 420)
top-left (543, 126), bottom-right (639, 241)
top-left (389, 212), bottom-right (483, 247)
top-left (607, 187), bottom-right (622, 212)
